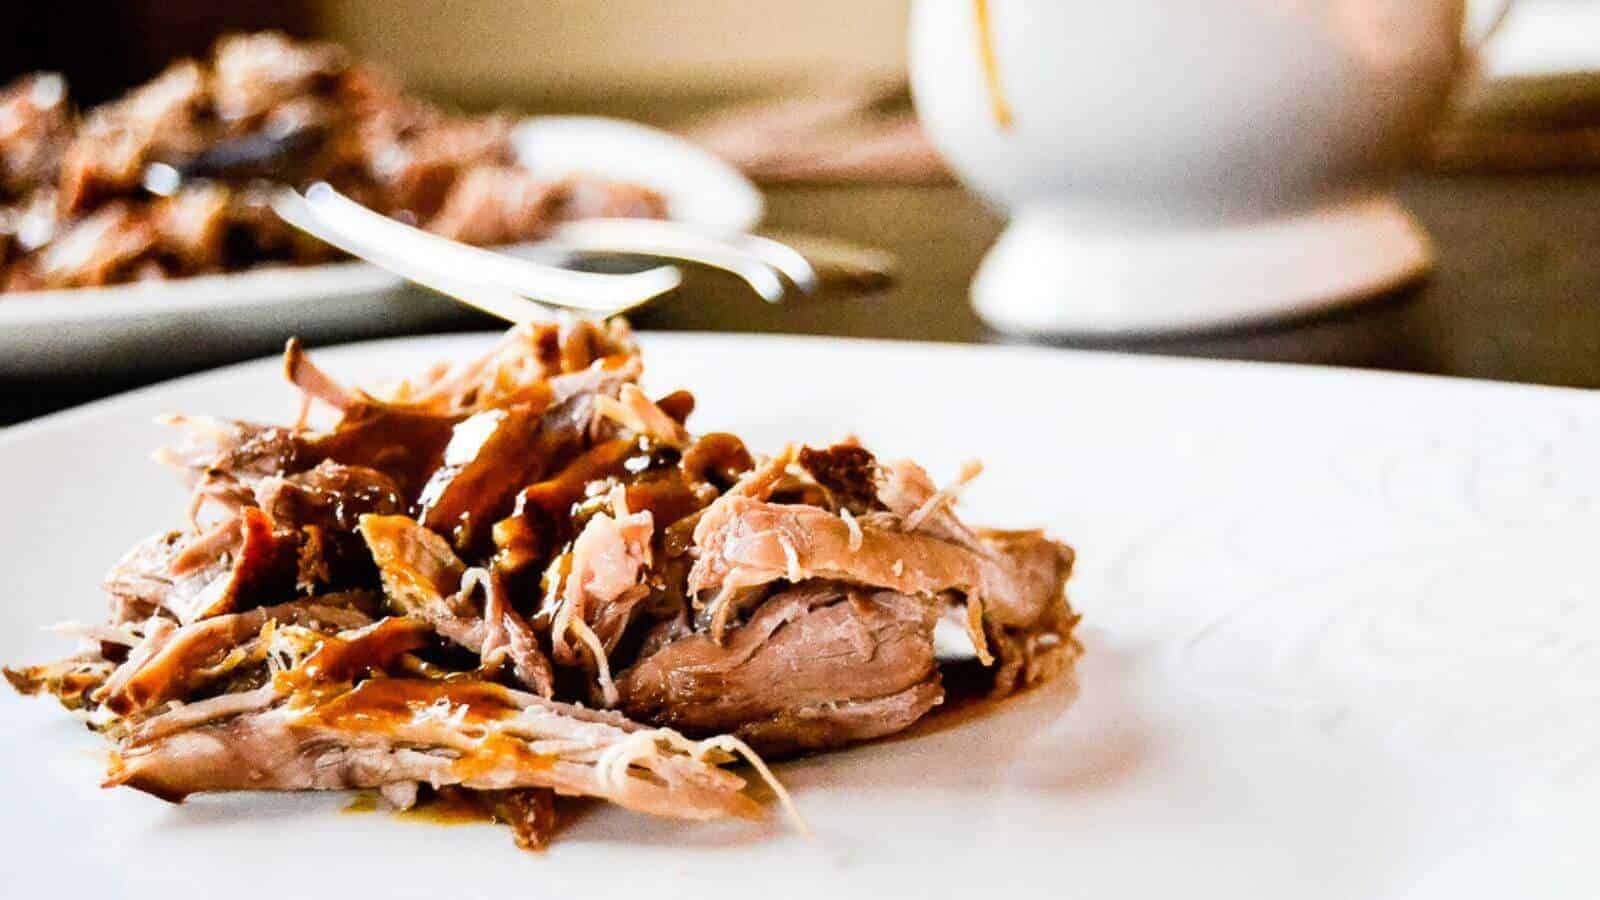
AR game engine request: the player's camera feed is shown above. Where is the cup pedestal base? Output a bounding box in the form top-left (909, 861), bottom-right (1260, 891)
top-left (972, 195), bottom-right (1433, 337)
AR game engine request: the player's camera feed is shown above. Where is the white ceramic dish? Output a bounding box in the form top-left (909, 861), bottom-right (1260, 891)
top-left (909, 0), bottom-right (1505, 336)
top-left (1, 333), bottom-right (1595, 899)
top-left (1482, 0), bottom-right (1600, 79)
top-left (0, 117), bottom-right (763, 379)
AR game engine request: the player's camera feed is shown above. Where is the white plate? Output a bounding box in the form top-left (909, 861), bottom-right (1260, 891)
top-left (1482, 0), bottom-right (1600, 80)
top-left (2, 334), bottom-right (1596, 899)
top-left (0, 117), bottom-right (762, 379)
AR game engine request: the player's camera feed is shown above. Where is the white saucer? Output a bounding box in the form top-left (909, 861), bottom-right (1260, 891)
top-left (972, 194), bottom-right (1433, 337)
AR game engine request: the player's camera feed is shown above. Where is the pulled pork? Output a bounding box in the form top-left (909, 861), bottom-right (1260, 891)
top-left (8, 317), bottom-right (1078, 850)
top-left (0, 31), bottom-right (667, 293)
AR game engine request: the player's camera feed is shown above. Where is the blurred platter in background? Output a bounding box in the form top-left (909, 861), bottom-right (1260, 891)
top-left (0, 116), bottom-right (762, 378)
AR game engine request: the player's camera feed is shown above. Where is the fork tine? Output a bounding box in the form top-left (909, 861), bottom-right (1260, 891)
top-left (733, 232), bottom-right (819, 295)
top-left (301, 184), bottom-right (682, 311)
top-left (551, 218), bottom-right (793, 304)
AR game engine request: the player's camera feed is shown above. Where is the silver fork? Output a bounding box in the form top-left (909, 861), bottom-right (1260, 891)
top-left (273, 183), bottom-right (817, 323)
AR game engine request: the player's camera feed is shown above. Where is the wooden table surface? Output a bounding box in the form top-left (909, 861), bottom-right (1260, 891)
top-left (3, 169), bottom-right (1597, 426)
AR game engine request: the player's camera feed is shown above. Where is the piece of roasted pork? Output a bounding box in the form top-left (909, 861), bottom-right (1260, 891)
top-left (8, 317), bottom-right (1077, 849)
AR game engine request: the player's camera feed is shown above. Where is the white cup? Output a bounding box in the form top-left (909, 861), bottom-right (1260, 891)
top-left (910, 0), bottom-right (1512, 335)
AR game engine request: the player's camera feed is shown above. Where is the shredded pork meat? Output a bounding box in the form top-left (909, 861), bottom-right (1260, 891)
top-left (620, 582), bottom-right (943, 755)
top-left (8, 318), bottom-right (1078, 850)
top-left (0, 31), bottom-right (667, 293)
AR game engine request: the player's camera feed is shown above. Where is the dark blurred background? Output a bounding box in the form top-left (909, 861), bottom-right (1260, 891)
top-left (2, 3), bottom-right (314, 106)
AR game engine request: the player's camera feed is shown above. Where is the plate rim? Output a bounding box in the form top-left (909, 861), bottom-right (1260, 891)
top-left (4, 329), bottom-right (1590, 446)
